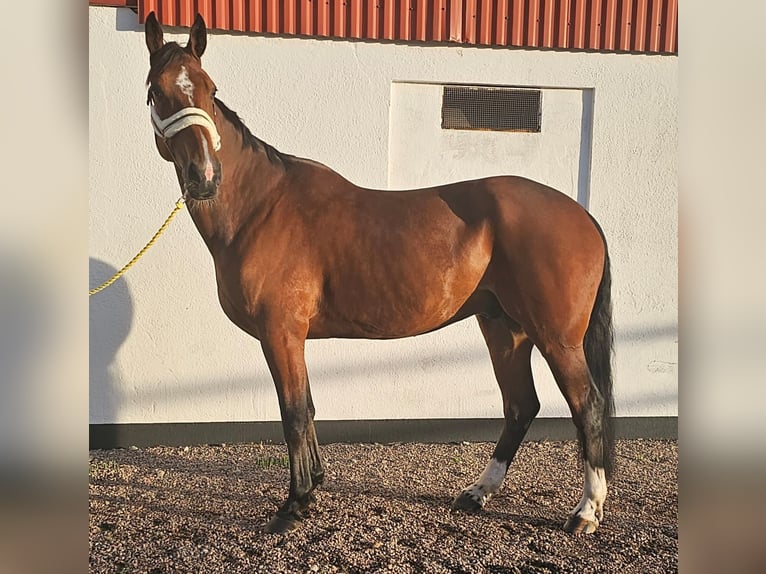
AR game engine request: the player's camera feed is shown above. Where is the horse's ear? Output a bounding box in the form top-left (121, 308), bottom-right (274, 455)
top-left (188, 14), bottom-right (207, 59)
top-left (145, 12), bottom-right (164, 55)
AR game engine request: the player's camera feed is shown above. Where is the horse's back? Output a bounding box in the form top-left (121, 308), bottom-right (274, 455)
top-left (301, 173), bottom-right (497, 338)
top-left (236, 163), bottom-right (605, 344)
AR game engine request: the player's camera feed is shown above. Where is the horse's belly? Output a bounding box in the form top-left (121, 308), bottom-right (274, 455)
top-left (307, 297), bottom-right (470, 339)
top-left (309, 241), bottom-right (491, 339)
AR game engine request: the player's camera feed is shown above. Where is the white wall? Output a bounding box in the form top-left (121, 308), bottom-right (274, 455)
top-left (89, 7), bottom-right (677, 426)
top-left (389, 84), bottom-right (590, 199)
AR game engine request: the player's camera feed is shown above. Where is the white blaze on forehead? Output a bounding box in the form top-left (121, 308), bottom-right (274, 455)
top-left (175, 65), bottom-right (195, 105)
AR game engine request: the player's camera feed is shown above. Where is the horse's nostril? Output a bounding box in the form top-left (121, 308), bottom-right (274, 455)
top-left (187, 163), bottom-right (202, 184)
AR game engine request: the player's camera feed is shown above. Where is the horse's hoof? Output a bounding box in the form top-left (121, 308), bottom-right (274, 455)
top-left (451, 491), bottom-right (483, 513)
top-left (263, 514), bottom-right (301, 534)
top-left (563, 514), bottom-right (599, 534)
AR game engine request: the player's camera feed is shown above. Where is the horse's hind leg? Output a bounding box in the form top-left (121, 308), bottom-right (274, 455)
top-left (452, 315), bottom-right (538, 512)
top-left (543, 347), bottom-right (610, 534)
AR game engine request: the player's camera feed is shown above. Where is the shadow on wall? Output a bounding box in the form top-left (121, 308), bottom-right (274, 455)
top-left (89, 258), bottom-right (134, 447)
top-left (617, 322), bottom-right (677, 343)
top-left (577, 89), bottom-right (594, 207)
top-left (87, 320), bottom-right (677, 416)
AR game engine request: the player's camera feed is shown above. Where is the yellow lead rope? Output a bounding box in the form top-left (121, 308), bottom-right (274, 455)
top-left (89, 198), bottom-right (186, 296)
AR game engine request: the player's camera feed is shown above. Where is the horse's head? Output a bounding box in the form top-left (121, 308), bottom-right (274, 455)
top-left (145, 12), bottom-right (222, 200)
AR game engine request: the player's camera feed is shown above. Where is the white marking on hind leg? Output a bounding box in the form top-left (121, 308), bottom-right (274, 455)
top-left (463, 458), bottom-right (508, 507)
top-left (571, 462), bottom-right (607, 524)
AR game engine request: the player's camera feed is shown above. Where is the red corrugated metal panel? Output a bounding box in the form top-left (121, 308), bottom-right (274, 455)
top-left (542, 0), bottom-right (555, 48)
top-left (350, 0), bottom-right (364, 38)
top-left (478, 0), bottom-right (492, 45)
top-left (572, 0), bottom-right (586, 49)
top-left (270, 0), bottom-right (283, 34)
top-left (367, 0), bottom-right (380, 39)
top-left (437, 1), bottom-right (447, 40)
top-left (618, 0), bottom-right (632, 51)
top-left (449, 0), bottom-right (462, 42)
top-left (663, 0), bottom-right (677, 53)
top-left (334, 0), bottom-right (346, 37)
top-left (604, 0), bottom-right (618, 50)
top-left (383, 0), bottom-right (395, 40)
top-left (587, 0), bottom-right (602, 50)
top-left (527, 0), bottom-right (541, 48)
top-left (133, 0), bottom-right (676, 54)
top-left (179, 1), bottom-right (194, 28)
top-left (633, 0), bottom-right (647, 52)
top-left (648, 0), bottom-right (662, 52)
top-left (511, 0), bottom-right (523, 46)
top-left (494, 0), bottom-right (508, 45)
top-left (464, 0), bottom-right (476, 45)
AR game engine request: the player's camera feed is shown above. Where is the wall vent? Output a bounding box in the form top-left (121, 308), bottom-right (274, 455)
top-left (442, 87), bottom-right (542, 132)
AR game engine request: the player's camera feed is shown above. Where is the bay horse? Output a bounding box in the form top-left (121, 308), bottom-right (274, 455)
top-left (144, 12), bottom-right (615, 535)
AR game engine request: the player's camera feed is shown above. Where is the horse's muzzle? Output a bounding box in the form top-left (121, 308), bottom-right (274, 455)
top-left (185, 162), bottom-right (221, 200)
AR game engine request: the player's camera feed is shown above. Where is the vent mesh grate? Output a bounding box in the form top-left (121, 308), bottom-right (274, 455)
top-left (442, 87), bottom-right (542, 132)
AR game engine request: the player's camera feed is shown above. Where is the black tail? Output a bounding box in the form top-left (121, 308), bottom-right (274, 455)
top-left (583, 220), bottom-right (616, 480)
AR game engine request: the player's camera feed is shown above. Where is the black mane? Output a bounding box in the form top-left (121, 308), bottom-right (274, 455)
top-left (147, 42), bottom-right (285, 166)
top-left (213, 98), bottom-right (286, 166)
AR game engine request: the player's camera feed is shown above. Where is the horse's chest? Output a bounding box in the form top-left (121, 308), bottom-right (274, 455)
top-left (209, 255), bottom-right (262, 333)
top-left (213, 249), bottom-right (320, 331)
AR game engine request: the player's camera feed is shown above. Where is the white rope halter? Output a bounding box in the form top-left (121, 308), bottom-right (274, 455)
top-left (150, 105), bottom-right (221, 151)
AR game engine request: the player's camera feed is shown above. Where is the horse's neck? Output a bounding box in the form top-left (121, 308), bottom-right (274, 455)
top-left (186, 118), bottom-right (287, 249)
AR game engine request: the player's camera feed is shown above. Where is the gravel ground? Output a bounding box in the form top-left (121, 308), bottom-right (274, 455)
top-left (89, 439), bottom-right (677, 573)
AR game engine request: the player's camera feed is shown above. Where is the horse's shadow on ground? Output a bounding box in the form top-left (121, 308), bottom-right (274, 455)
top-left (90, 448), bottom-right (563, 533)
top-left (320, 477), bottom-right (564, 532)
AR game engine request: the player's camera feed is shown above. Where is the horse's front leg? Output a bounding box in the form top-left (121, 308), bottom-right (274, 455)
top-left (259, 321), bottom-right (322, 533)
